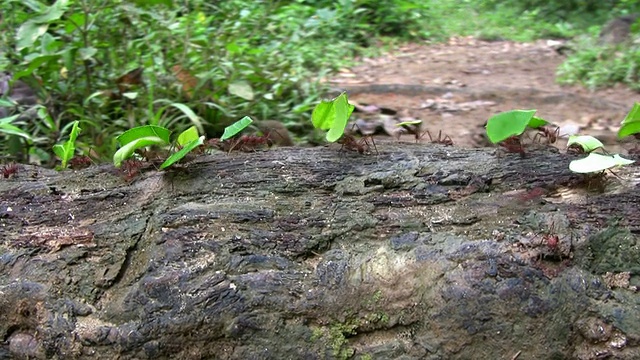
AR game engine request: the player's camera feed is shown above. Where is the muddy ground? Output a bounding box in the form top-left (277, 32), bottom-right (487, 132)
top-left (328, 36), bottom-right (638, 153)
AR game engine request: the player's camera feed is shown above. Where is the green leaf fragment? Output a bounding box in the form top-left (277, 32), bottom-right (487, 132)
top-left (566, 135), bottom-right (604, 152)
top-left (117, 125), bottom-right (171, 147)
top-left (113, 136), bottom-right (167, 168)
top-left (160, 136), bottom-right (205, 169)
top-left (569, 153), bottom-right (634, 173)
top-left (177, 126), bottom-right (199, 147)
top-left (396, 120), bottom-right (423, 127)
top-left (485, 109), bottom-right (537, 143)
top-left (326, 93), bottom-right (352, 143)
top-left (618, 102), bottom-right (640, 139)
top-left (221, 116), bottom-right (253, 141)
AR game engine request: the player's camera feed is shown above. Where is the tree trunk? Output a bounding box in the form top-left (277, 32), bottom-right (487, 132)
top-left (1, 143), bottom-right (639, 359)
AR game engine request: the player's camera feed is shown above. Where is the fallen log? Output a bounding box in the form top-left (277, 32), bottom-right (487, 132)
top-left (1, 142), bottom-right (639, 359)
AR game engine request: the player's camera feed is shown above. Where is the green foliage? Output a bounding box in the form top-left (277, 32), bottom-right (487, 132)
top-left (311, 92), bottom-right (354, 142)
top-left (557, 37), bottom-right (640, 90)
top-left (617, 102), bottom-right (640, 139)
top-left (52, 120), bottom-right (81, 169)
top-left (485, 109), bottom-right (547, 143)
top-left (1, 0), bottom-right (378, 164)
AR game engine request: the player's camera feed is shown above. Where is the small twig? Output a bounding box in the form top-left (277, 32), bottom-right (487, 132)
top-left (511, 350), bottom-right (522, 360)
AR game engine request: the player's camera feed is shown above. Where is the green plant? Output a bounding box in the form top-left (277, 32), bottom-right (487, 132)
top-left (52, 120), bottom-right (81, 169)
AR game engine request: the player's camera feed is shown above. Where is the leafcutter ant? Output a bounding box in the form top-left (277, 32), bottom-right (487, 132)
top-left (120, 159), bottom-right (145, 182)
top-left (424, 130), bottom-right (454, 146)
top-left (338, 133), bottom-right (378, 155)
top-left (498, 136), bottom-right (525, 157)
top-left (533, 126), bottom-right (560, 144)
top-left (69, 155), bottom-right (93, 170)
top-left (1, 162), bottom-right (19, 178)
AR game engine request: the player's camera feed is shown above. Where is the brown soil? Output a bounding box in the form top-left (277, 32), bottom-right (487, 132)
top-left (328, 36), bottom-right (639, 153)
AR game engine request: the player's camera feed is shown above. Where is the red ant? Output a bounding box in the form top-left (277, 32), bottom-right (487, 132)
top-left (1, 162), bottom-right (19, 178)
top-left (227, 134), bottom-right (272, 153)
top-left (424, 130), bottom-right (454, 146)
top-left (338, 133), bottom-right (378, 155)
top-left (69, 155), bottom-right (93, 170)
top-left (120, 159), bottom-right (144, 182)
top-left (532, 126), bottom-right (560, 144)
top-left (498, 136), bottom-right (525, 157)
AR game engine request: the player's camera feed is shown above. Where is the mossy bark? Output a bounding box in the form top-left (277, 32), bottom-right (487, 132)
top-left (1, 143), bottom-right (639, 359)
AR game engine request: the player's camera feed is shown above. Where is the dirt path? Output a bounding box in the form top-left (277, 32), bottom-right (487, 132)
top-left (329, 36), bottom-right (638, 153)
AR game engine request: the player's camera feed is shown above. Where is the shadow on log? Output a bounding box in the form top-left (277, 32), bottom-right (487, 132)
top-left (1, 142), bottom-right (639, 359)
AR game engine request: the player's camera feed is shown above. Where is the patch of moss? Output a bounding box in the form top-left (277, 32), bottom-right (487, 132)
top-left (576, 226), bottom-right (640, 275)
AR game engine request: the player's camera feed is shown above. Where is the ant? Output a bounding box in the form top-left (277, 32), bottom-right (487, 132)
top-left (532, 126), bottom-right (560, 144)
top-left (338, 133), bottom-right (378, 155)
top-left (227, 134), bottom-right (272, 153)
top-left (424, 130), bottom-right (454, 146)
top-left (498, 136), bottom-right (526, 157)
top-left (120, 159), bottom-right (145, 182)
top-left (1, 162), bottom-right (19, 178)
top-left (68, 155), bottom-right (93, 170)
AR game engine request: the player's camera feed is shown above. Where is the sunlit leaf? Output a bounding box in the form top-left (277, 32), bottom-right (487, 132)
top-left (177, 126), bottom-right (199, 146)
top-left (228, 81), bottom-right (254, 100)
top-left (618, 102), bottom-right (640, 139)
top-left (123, 92), bottom-right (138, 100)
top-left (117, 125), bottom-right (171, 147)
top-left (485, 109), bottom-right (537, 143)
top-left (221, 116), bottom-right (253, 141)
top-left (569, 153), bottom-right (634, 173)
top-left (160, 135), bottom-right (205, 169)
top-left (16, 22), bottom-right (49, 50)
top-left (0, 123), bottom-right (33, 140)
top-left (566, 135), bottom-right (604, 153)
top-left (79, 47), bottom-right (97, 60)
top-left (32, 0), bottom-right (69, 23)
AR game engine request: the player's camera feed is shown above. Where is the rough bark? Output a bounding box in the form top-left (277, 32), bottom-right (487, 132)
top-left (1, 143), bottom-right (639, 360)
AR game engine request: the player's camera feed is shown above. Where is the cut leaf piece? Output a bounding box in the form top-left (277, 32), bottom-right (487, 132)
top-left (485, 109), bottom-right (537, 143)
top-left (569, 153), bottom-right (634, 173)
top-left (618, 102), bottom-right (640, 139)
top-left (221, 116), bottom-right (253, 141)
top-left (161, 136), bottom-right (205, 169)
top-left (528, 116), bottom-right (549, 129)
top-left (566, 135), bottom-right (604, 153)
top-left (396, 120), bottom-right (423, 127)
top-left (113, 136), bottom-right (167, 167)
top-left (311, 92), bottom-right (354, 133)
top-left (177, 126), bottom-right (199, 147)
top-left (326, 93), bottom-right (352, 143)
top-left (117, 125), bottom-right (171, 146)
